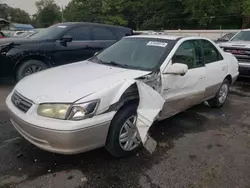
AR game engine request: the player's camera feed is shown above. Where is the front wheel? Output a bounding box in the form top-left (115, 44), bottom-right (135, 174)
top-left (208, 79), bottom-right (230, 108)
top-left (105, 103), bottom-right (142, 158)
top-left (16, 60), bottom-right (48, 82)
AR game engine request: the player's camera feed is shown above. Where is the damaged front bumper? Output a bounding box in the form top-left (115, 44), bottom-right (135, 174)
top-left (6, 80), bottom-right (165, 155)
top-left (6, 94), bottom-right (115, 154)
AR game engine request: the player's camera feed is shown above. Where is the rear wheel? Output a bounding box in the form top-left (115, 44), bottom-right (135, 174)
top-left (16, 60), bottom-right (48, 81)
top-left (208, 79), bottom-right (230, 108)
top-left (105, 103), bottom-right (142, 158)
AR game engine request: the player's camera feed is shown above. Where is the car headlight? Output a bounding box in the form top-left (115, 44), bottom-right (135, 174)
top-left (37, 100), bottom-right (100, 121)
top-left (37, 104), bottom-right (71, 120)
top-left (67, 100), bottom-right (100, 121)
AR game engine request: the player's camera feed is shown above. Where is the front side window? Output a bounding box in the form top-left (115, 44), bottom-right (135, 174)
top-left (202, 40), bottom-right (223, 64)
top-left (30, 24), bottom-right (67, 40)
top-left (92, 38), bottom-right (174, 71)
top-left (92, 27), bottom-right (116, 40)
top-left (66, 26), bottom-right (91, 41)
top-left (172, 41), bottom-right (198, 69)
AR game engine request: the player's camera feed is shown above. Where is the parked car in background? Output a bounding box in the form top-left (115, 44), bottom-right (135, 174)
top-left (219, 29), bottom-right (250, 77)
top-left (17, 29), bottom-right (45, 38)
top-left (13, 31), bottom-right (26, 37)
top-left (216, 32), bottom-right (237, 43)
top-left (0, 31), bottom-right (5, 38)
top-left (0, 22), bottom-right (134, 82)
top-left (6, 35), bottom-right (238, 157)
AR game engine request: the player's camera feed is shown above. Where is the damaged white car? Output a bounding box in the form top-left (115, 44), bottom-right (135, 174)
top-left (6, 35), bottom-right (239, 157)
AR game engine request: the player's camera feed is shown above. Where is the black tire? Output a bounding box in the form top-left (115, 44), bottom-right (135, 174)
top-left (16, 60), bottom-right (48, 82)
top-left (105, 103), bottom-right (142, 158)
top-left (208, 79), bottom-right (230, 108)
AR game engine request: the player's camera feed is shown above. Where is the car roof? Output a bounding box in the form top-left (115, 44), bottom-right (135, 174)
top-left (126, 34), bottom-right (210, 40)
top-left (56, 22), bottom-right (132, 30)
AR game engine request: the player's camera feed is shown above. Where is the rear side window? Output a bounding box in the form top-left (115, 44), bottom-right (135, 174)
top-left (202, 40), bottom-right (223, 63)
top-left (66, 26), bottom-right (91, 41)
top-left (92, 27), bottom-right (116, 40)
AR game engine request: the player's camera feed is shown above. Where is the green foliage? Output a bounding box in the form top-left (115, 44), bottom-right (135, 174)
top-left (0, 4), bottom-right (31, 24)
top-left (63, 0), bottom-right (104, 23)
top-left (2, 0), bottom-right (250, 30)
top-left (35, 0), bottom-right (61, 28)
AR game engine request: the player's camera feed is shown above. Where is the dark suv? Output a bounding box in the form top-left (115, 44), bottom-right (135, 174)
top-left (0, 22), bottom-right (133, 81)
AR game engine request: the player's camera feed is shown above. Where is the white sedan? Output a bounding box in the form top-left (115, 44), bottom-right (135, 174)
top-left (6, 35), bottom-right (239, 157)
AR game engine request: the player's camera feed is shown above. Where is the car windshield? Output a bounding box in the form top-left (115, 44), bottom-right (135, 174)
top-left (29, 24), bottom-right (67, 40)
top-left (231, 31), bottom-right (250, 41)
top-left (93, 37), bottom-right (173, 71)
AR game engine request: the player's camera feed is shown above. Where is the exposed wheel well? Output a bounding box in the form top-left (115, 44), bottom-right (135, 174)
top-left (225, 74), bottom-right (232, 85)
top-left (107, 83), bottom-right (139, 113)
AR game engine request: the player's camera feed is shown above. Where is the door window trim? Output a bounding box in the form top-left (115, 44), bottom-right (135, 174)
top-left (61, 25), bottom-right (92, 41)
top-left (171, 39), bottom-right (205, 70)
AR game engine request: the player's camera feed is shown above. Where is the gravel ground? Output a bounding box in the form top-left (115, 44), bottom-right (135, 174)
top-left (0, 80), bottom-right (250, 188)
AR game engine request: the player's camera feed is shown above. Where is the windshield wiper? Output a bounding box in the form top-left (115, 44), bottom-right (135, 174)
top-left (90, 56), bottom-right (104, 64)
top-left (102, 61), bottom-right (128, 68)
top-left (91, 56), bottom-right (128, 68)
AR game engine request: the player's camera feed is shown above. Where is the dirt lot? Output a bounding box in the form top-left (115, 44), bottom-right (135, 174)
top-left (0, 80), bottom-right (250, 188)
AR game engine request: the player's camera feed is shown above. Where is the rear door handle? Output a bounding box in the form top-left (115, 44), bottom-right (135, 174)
top-left (199, 76), bottom-right (205, 79)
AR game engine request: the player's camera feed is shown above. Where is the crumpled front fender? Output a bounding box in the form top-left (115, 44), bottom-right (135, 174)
top-left (77, 79), bottom-right (165, 152)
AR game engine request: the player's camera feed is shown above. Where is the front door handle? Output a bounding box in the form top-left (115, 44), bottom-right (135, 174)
top-left (199, 76), bottom-right (205, 79)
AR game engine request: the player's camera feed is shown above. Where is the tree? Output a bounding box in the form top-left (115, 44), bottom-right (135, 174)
top-left (182, 0), bottom-right (245, 29)
top-left (63, 0), bottom-right (104, 23)
top-left (241, 0), bottom-right (250, 28)
top-left (0, 4), bottom-right (31, 24)
top-left (35, 0), bottom-right (61, 28)
top-left (61, 0), bottom-right (249, 30)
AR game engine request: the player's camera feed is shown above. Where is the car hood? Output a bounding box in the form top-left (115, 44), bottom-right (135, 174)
top-left (219, 41), bottom-right (250, 48)
top-left (15, 61), bottom-right (151, 103)
top-left (0, 38), bottom-right (42, 46)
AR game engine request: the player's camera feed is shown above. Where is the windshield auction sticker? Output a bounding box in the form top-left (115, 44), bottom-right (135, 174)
top-left (147, 41), bottom-right (168, 47)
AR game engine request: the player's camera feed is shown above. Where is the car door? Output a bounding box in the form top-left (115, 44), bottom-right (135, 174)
top-left (54, 26), bottom-right (93, 65)
top-left (89, 26), bottom-right (117, 55)
top-left (201, 39), bottom-right (228, 100)
top-left (159, 40), bottom-right (206, 119)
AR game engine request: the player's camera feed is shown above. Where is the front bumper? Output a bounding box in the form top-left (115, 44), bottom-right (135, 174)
top-left (238, 62), bottom-right (250, 77)
top-left (6, 95), bottom-right (114, 155)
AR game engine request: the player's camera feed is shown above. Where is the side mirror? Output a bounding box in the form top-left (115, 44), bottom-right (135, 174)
top-left (163, 63), bottom-right (188, 76)
top-left (60, 35), bottom-right (73, 43)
